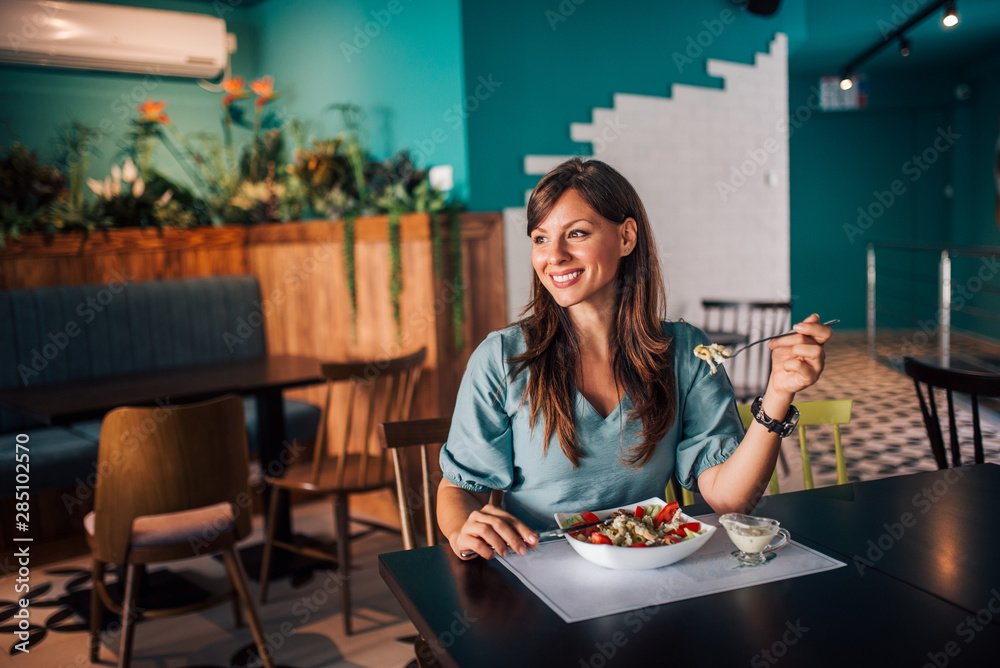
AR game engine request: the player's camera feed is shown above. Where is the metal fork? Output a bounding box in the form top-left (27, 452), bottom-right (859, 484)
top-left (725, 319), bottom-right (839, 359)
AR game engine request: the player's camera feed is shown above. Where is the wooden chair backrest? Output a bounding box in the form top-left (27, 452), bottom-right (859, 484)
top-left (92, 394), bottom-right (252, 564)
top-left (737, 399), bottom-right (854, 494)
top-left (310, 347), bottom-right (427, 489)
top-left (378, 417), bottom-right (451, 550)
top-left (903, 356), bottom-right (1000, 469)
top-left (701, 300), bottom-right (792, 402)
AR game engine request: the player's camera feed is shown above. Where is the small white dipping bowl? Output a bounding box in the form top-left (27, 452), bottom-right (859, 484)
top-left (553, 496), bottom-right (715, 571)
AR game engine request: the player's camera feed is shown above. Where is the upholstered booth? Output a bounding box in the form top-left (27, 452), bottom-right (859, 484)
top-left (0, 275), bottom-right (320, 496)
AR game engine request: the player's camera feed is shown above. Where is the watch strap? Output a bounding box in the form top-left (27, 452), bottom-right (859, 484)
top-left (750, 396), bottom-right (799, 438)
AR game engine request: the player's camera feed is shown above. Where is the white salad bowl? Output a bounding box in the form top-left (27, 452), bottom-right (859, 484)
top-left (553, 496), bottom-right (715, 570)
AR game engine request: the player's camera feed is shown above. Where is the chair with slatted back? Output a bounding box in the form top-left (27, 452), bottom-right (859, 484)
top-left (87, 395), bottom-right (273, 668)
top-left (378, 416), bottom-right (504, 668)
top-left (258, 347), bottom-right (426, 635)
top-left (903, 357), bottom-right (1000, 469)
top-left (700, 300), bottom-right (792, 403)
top-left (736, 399), bottom-right (853, 494)
top-left (377, 418), bottom-right (450, 551)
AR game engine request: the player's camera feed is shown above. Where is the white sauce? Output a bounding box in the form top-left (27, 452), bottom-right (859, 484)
top-left (724, 526), bottom-right (775, 553)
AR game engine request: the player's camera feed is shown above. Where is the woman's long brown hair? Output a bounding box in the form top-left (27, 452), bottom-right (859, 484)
top-left (509, 158), bottom-right (675, 467)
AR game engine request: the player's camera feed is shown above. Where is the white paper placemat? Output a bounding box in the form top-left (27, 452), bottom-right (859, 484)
top-left (496, 515), bottom-right (845, 623)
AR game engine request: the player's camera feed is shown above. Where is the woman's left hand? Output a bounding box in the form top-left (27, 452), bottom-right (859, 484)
top-left (765, 313), bottom-right (832, 398)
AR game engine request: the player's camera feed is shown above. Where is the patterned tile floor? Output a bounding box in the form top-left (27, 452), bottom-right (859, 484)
top-left (774, 330), bottom-right (1000, 493)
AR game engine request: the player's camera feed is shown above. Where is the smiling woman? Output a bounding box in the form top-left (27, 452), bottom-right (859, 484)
top-left (435, 158), bottom-right (833, 562)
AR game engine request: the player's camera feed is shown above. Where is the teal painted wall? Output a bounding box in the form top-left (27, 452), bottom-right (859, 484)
top-left (0, 0), bottom-right (259, 189)
top-left (0, 0), bottom-right (469, 199)
top-left (247, 0), bottom-right (468, 200)
top-left (460, 0), bottom-right (808, 211)
top-left (788, 71), bottom-right (958, 328)
top-left (788, 55), bottom-right (1000, 332)
top-left (949, 51), bottom-right (1000, 248)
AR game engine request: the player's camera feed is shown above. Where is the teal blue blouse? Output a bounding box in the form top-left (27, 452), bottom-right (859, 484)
top-left (439, 322), bottom-right (745, 529)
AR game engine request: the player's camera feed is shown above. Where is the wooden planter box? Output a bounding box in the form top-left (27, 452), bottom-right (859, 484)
top-left (0, 212), bottom-right (508, 529)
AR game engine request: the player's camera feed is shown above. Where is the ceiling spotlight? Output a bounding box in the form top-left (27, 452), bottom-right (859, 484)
top-left (840, 76), bottom-right (854, 91)
top-left (943, 1), bottom-right (958, 27)
top-left (899, 36), bottom-right (911, 56)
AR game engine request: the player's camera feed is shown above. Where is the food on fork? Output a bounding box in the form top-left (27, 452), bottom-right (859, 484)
top-left (693, 343), bottom-right (732, 374)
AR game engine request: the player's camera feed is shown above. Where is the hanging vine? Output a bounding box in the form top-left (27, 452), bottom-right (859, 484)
top-left (343, 210), bottom-right (357, 334)
top-left (447, 204), bottom-right (465, 350)
top-left (388, 208), bottom-right (403, 342)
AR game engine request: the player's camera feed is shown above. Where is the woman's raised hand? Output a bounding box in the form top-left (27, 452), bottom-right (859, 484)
top-left (449, 504), bottom-right (538, 560)
top-left (765, 313), bottom-right (832, 399)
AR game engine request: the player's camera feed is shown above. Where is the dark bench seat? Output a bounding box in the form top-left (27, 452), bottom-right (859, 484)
top-left (0, 276), bottom-right (320, 497)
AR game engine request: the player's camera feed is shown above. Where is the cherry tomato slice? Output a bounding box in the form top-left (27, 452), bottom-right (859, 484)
top-left (653, 502), bottom-right (680, 528)
top-left (590, 533), bottom-right (612, 545)
top-left (580, 511), bottom-right (601, 524)
top-left (634, 505), bottom-right (645, 519)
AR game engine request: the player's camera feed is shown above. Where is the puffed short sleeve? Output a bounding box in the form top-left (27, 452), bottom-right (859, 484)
top-left (672, 324), bottom-right (745, 491)
top-left (439, 331), bottom-right (514, 494)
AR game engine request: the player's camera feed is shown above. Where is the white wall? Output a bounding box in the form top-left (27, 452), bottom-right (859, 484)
top-left (507, 33), bottom-right (791, 326)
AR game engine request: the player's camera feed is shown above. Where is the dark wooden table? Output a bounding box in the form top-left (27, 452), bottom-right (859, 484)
top-left (0, 354), bottom-right (322, 541)
top-left (380, 465), bottom-right (1000, 667)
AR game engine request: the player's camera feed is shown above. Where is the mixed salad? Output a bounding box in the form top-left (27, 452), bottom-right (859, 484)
top-left (562, 502), bottom-right (704, 548)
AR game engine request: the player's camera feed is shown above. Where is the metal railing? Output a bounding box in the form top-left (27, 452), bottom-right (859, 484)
top-left (867, 242), bottom-right (1000, 363)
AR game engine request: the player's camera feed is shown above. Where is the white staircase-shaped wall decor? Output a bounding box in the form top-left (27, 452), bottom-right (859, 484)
top-left (505, 33), bottom-right (791, 325)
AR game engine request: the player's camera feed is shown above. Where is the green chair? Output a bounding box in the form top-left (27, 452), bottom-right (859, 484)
top-left (666, 399), bottom-right (852, 504)
top-left (737, 399), bottom-right (853, 494)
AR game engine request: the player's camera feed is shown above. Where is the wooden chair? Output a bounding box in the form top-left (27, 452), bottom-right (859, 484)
top-left (380, 416), bottom-right (498, 668)
top-left (737, 399), bottom-right (853, 494)
top-left (701, 300), bottom-right (792, 403)
top-left (259, 347), bottom-right (426, 635)
top-left (903, 357), bottom-right (1000, 469)
top-left (377, 417), bottom-right (450, 550)
top-left (86, 395), bottom-right (273, 668)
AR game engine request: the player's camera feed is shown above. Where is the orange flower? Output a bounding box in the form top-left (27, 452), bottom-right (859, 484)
top-left (250, 75), bottom-right (278, 108)
top-left (221, 76), bottom-right (249, 108)
top-left (136, 99), bottom-right (169, 124)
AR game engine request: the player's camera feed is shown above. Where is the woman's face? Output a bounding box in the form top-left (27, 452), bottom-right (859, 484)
top-left (530, 188), bottom-right (636, 313)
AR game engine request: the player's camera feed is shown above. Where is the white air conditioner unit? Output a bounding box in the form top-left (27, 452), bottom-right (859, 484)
top-left (0, 0), bottom-right (230, 78)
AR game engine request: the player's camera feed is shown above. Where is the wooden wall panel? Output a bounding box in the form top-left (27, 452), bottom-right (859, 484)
top-left (0, 213), bottom-right (507, 526)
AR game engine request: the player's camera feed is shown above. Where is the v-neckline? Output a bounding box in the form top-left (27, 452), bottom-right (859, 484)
top-left (576, 388), bottom-right (627, 422)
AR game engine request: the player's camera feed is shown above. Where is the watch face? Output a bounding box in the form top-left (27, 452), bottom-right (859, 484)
top-left (787, 407), bottom-right (800, 427)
